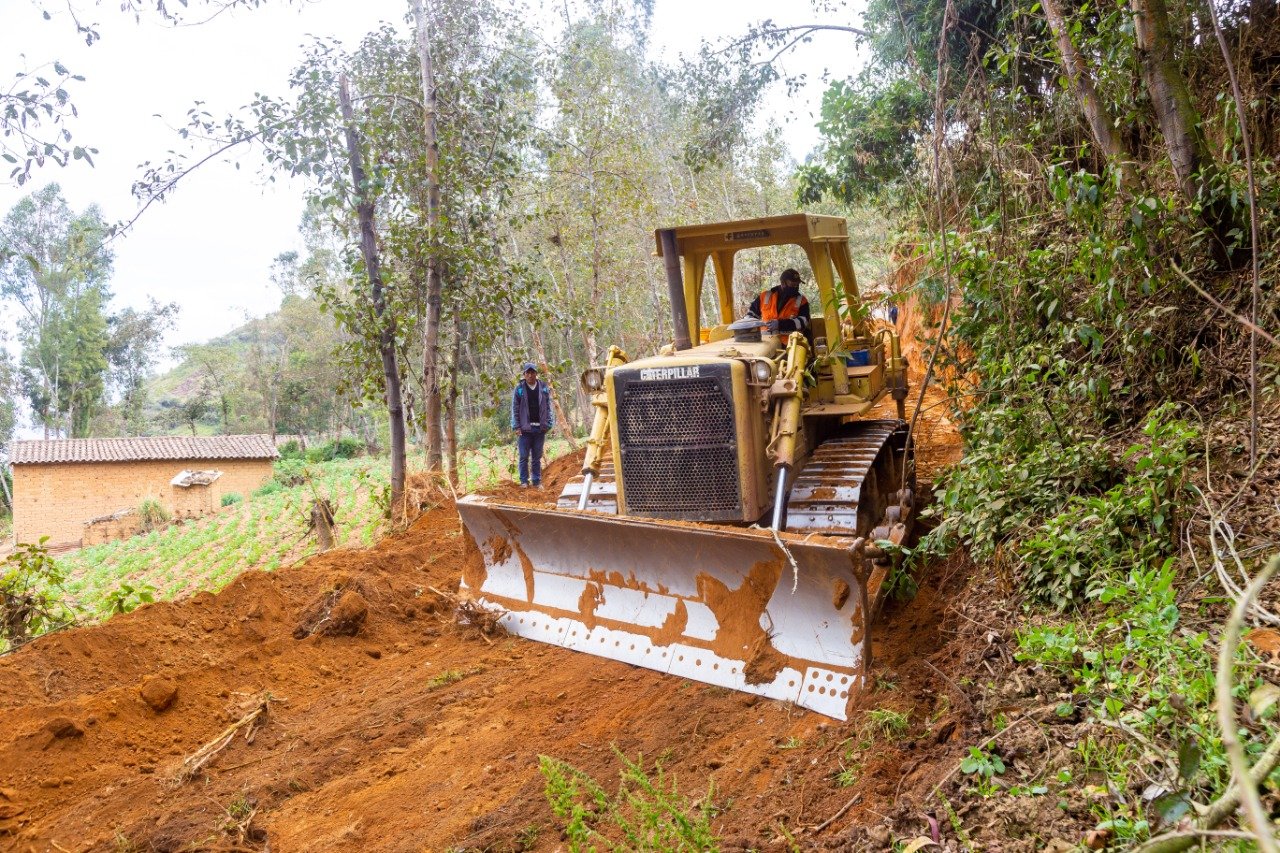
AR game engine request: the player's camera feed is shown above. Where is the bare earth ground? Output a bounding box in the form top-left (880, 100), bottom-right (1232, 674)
top-left (0, 390), bottom-right (1020, 853)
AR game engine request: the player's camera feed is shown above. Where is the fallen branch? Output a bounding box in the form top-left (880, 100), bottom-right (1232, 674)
top-left (172, 696), bottom-right (273, 784)
top-left (807, 793), bottom-right (861, 834)
top-left (1133, 728), bottom-right (1280, 853)
top-left (1215, 554), bottom-right (1280, 853)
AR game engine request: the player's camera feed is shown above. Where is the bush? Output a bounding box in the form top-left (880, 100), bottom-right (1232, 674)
top-left (221, 492), bottom-right (242, 507)
top-left (101, 581), bottom-right (155, 616)
top-left (253, 480), bottom-right (283, 497)
top-left (278, 439), bottom-right (303, 460)
top-left (1, 539), bottom-right (73, 648)
top-left (304, 437), bottom-right (363, 463)
top-left (273, 458), bottom-right (308, 487)
top-left (138, 499), bottom-right (171, 532)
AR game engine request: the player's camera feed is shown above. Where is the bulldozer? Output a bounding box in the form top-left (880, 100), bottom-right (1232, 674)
top-left (457, 214), bottom-right (914, 720)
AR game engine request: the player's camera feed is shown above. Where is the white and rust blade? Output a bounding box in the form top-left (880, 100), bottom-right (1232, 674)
top-left (456, 495), bottom-right (870, 720)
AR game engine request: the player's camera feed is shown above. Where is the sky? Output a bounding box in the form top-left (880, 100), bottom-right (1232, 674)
top-left (0, 0), bottom-right (868, 373)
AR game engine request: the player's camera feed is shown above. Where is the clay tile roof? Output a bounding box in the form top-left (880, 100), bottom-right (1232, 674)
top-left (8, 435), bottom-right (280, 465)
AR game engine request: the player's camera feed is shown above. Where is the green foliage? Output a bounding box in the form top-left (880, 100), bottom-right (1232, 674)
top-left (1016, 406), bottom-right (1198, 608)
top-left (278, 439), bottom-right (303, 460)
top-left (273, 458), bottom-right (309, 487)
top-left (137, 498), bottom-right (170, 532)
top-left (959, 745), bottom-right (1006, 797)
top-left (1, 539), bottom-right (73, 648)
top-left (304, 437), bottom-right (363, 463)
top-left (253, 480), bottom-right (283, 497)
top-left (1013, 555), bottom-right (1274, 836)
top-left (539, 750), bottom-right (720, 851)
top-left (100, 581), bottom-right (155, 616)
top-left (867, 708), bottom-right (910, 739)
top-left (797, 77), bottom-right (927, 204)
top-left (220, 492), bottom-right (243, 507)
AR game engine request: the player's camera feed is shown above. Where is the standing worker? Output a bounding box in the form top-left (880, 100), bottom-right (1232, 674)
top-left (511, 361), bottom-right (555, 488)
top-left (748, 268), bottom-right (811, 344)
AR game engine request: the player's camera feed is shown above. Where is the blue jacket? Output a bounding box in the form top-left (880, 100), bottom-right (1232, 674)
top-left (511, 380), bottom-right (554, 432)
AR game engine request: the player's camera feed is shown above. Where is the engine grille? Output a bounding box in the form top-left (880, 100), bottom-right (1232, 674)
top-left (614, 368), bottom-right (742, 518)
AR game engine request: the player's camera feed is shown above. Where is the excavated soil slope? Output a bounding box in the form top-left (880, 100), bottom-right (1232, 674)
top-left (0, 393), bottom-right (975, 852)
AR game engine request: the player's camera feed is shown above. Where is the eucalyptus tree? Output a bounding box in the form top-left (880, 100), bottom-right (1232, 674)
top-left (0, 183), bottom-right (113, 437)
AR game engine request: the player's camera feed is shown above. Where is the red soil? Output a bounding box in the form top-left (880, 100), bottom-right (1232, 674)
top-left (0, 395), bottom-right (976, 853)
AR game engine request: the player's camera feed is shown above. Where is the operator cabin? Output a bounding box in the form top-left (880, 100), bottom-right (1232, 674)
top-left (7, 435), bottom-right (278, 548)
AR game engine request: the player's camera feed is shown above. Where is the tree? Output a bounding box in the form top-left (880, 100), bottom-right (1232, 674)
top-left (339, 73), bottom-right (407, 511)
top-left (105, 299), bottom-right (179, 434)
top-left (0, 184), bottom-right (113, 437)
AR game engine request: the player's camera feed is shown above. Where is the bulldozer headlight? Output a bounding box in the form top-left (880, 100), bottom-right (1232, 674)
top-left (751, 360), bottom-right (773, 383)
top-left (581, 368), bottom-right (605, 392)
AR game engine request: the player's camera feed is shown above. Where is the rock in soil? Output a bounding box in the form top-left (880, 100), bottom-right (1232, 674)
top-left (139, 677), bottom-right (178, 712)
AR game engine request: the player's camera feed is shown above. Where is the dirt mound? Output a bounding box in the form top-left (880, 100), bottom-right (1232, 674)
top-left (1, 424), bottom-right (985, 852)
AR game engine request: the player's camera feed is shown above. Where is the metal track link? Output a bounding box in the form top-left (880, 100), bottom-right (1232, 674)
top-left (784, 420), bottom-right (912, 539)
top-left (556, 461), bottom-right (619, 513)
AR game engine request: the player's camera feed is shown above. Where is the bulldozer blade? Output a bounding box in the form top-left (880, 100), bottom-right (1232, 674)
top-left (457, 495), bottom-right (872, 720)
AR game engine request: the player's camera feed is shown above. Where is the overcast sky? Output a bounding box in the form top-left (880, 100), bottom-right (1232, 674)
top-left (0, 0), bottom-right (868, 366)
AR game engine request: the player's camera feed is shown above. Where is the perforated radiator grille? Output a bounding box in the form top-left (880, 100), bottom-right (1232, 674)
top-left (614, 368), bottom-right (742, 518)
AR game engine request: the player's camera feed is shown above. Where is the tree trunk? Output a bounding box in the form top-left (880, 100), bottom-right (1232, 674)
top-left (1042, 0), bottom-right (1130, 172)
top-left (0, 465), bottom-right (13, 513)
top-left (338, 74), bottom-right (406, 513)
top-left (310, 499), bottom-right (335, 552)
top-left (1131, 0), bottom-right (1240, 267)
top-left (412, 0), bottom-right (445, 472)
top-left (444, 313), bottom-right (461, 485)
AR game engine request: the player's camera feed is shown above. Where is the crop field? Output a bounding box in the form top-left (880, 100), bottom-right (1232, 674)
top-left (50, 439), bottom-right (569, 619)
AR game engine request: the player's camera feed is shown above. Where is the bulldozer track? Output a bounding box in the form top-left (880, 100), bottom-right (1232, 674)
top-left (785, 419), bottom-right (913, 538)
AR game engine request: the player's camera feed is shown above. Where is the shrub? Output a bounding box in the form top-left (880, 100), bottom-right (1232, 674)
top-left (138, 499), bottom-right (171, 532)
top-left (278, 439), bottom-right (303, 460)
top-left (1, 539), bottom-right (73, 647)
top-left (273, 458), bottom-right (308, 487)
top-left (253, 481), bottom-right (283, 497)
top-left (101, 581), bottom-right (155, 616)
top-left (302, 437), bottom-right (363, 462)
top-left (539, 749), bottom-right (719, 851)
top-left (221, 492), bottom-right (243, 507)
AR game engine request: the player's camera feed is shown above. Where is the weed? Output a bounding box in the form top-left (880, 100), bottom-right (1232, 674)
top-left (960, 746), bottom-right (1006, 797)
top-left (539, 749), bottom-right (719, 851)
top-left (101, 581), bottom-right (155, 616)
top-left (833, 763), bottom-right (860, 788)
top-left (874, 674), bottom-right (897, 691)
top-left (137, 498), bottom-right (170, 532)
top-left (221, 492), bottom-right (243, 507)
top-left (427, 667), bottom-right (482, 689)
top-left (867, 708), bottom-right (909, 739)
top-left (776, 736), bottom-right (803, 750)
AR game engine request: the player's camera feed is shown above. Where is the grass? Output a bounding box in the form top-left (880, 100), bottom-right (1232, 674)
top-left (48, 440), bottom-right (568, 619)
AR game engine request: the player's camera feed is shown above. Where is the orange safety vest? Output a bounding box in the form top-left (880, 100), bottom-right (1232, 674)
top-left (760, 289), bottom-right (807, 343)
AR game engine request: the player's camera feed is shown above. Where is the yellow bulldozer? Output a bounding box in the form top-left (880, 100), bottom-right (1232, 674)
top-left (458, 213), bottom-right (914, 720)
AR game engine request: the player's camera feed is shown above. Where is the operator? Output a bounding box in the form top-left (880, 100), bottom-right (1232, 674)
top-left (748, 268), bottom-right (812, 344)
top-left (511, 361), bottom-right (555, 488)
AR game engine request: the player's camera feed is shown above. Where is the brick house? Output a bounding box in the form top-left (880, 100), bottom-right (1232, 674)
top-left (8, 436), bottom-right (279, 547)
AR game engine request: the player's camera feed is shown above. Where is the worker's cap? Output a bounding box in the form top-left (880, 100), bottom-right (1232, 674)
top-left (521, 362), bottom-right (537, 374)
top-left (780, 268), bottom-right (802, 285)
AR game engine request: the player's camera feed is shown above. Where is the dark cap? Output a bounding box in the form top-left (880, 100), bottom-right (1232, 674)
top-left (780, 268), bottom-right (802, 285)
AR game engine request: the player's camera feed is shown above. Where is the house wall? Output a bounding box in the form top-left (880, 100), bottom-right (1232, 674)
top-left (11, 458), bottom-right (272, 547)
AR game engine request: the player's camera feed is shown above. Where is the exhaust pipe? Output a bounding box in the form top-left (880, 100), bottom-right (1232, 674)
top-left (659, 228), bottom-right (692, 351)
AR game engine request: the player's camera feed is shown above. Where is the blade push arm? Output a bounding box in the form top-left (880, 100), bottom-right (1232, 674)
top-left (579, 345), bottom-right (627, 509)
top-left (766, 334), bottom-right (810, 529)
